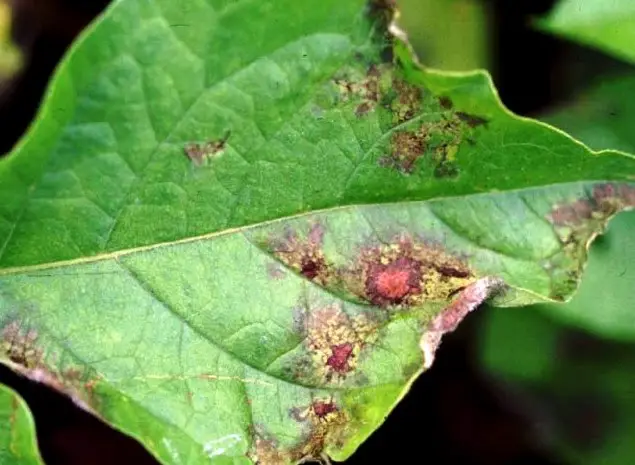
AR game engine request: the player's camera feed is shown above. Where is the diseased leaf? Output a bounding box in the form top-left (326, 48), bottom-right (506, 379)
top-left (1, 0), bottom-right (634, 268)
top-left (0, 383), bottom-right (43, 465)
top-left (2, 181), bottom-right (635, 464)
top-left (539, 0), bottom-right (635, 64)
top-left (526, 75), bottom-right (635, 340)
top-left (1, 0), bottom-right (635, 464)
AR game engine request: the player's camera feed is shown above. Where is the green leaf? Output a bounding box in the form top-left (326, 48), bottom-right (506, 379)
top-left (0, 383), bottom-right (44, 464)
top-left (535, 75), bottom-right (635, 340)
top-left (539, 0), bottom-right (635, 64)
top-left (479, 307), bottom-right (635, 465)
top-left (2, 0), bottom-right (635, 463)
top-left (544, 75), bottom-right (635, 154)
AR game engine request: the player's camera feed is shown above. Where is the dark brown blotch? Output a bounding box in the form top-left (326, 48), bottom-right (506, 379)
top-left (391, 77), bottom-right (423, 124)
top-left (341, 235), bottom-right (475, 309)
top-left (456, 112), bottom-right (488, 128)
top-left (380, 129), bottom-right (426, 174)
top-left (184, 130), bottom-right (231, 165)
top-left (433, 161), bottom-right (460, 179)
top-left (438, 96), bottom-right (453, 110)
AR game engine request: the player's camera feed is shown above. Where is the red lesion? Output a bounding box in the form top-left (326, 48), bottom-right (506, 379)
top-left (286, 397), bottom-right (348, 461)
top-left (298, 305), bottom-right (379, 383)
top-left (342, 235), bottom-right (475, 309)
top-left (300, 255), bottom-right (327, 280)
top-left (326, 343), bottom-right (354, 373)
top-left (366, 257), bottom-right (422, 306)
top-left (311, 400), bottom-right (338, 419)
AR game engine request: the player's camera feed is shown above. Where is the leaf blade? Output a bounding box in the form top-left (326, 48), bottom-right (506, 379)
top-left (0, 383), bottom-right (43, 465)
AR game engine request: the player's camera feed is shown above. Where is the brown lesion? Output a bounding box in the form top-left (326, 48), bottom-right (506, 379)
top-left (290, 397), bottom-right (349, 461)
top-left (2, 321), bottom-right (41, 368)
top-left (379, 129), bottom-right (427, 174)
top-left (379, 111), bottom-right (469, 176)
top-left (294, 304), bottom-right (379, 384)
top-left (248, 431), bottom-right (288, 465)
top-left (549, 183), bottom-right (635, 230)
top-left (438, 96), bottom-right (453, 110)
top-left (183, 130), bottom-right (231, 166)
top-left (390, 77), bottom-right (422, 124)
top-left (268, 223), bottom-right (331, 286)
top-left (544, 182), bottom-right (635, 300)
top-left (334, 63), bottom-right (392, 118)
top-left (250, 397), bottom-right (349, 465)
top-left (341, 234), bottom-right (475, 309)
top-left (1, 320), bottom-right (100, 413)
top-left (549, 199), bottom-right (594, 227)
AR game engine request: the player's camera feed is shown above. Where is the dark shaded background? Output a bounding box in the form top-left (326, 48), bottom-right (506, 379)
top-left (0, 0), bottom-right (627, 464)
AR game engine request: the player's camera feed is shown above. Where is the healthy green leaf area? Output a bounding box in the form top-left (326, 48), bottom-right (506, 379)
top-left (0, 384), bottom-right (43, 465)
top-left (540, 0), bottom-right (635, 64)
top-left (1, 0), bottom-right (635, 464)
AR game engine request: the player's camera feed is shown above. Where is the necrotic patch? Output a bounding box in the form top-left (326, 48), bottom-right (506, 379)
top-left (267, 223), bottom-right (331, 286)
top-left (292, 304), bottom-right (379, 384)
top-left (341, 235), bottom-right (475, 309)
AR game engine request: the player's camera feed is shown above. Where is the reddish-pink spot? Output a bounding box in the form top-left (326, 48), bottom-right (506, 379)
top-left (327, 343), bottom-right (354, 372)
top-left (312, 401), bottom-right (338, 418)
top-left (376, 268), bottom-right (411, 299)
top-left (549, 199), bottom-right (593, 226)
top-left (366, 257), bottom-right (421, 305)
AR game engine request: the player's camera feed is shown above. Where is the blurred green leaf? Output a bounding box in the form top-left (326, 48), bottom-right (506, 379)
top-left (397, 0), bottom-right (489, 70)
top-left (540, 0), bottom-right (635, 64)
top-left (544, 75), bottom-right (635, 154)
top-left (0, 1), bottom-right (21, 78)
top-left (480, 306), bottom-right (635, 465)
top-left (0, 383), bottom-right (43, 465)
top-left (480, 305), bottom-right (559, 382)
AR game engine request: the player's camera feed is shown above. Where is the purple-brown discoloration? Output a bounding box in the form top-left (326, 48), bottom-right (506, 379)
top-left (1, 320), bottom-right (99, 413)
top-left (184, 131), bottom-right (230, 166)
top-left (302, 305), bottom-right (377, 382)
top-left (549, 183), bottom-right (635, 228)
top-left (270, 223), bottom-right (331, 286)
top-left (342, 235), bottom-right (475, 309)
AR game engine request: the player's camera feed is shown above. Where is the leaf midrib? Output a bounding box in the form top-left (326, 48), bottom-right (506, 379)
top-left (0, 181), bottom-right (569, 277)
